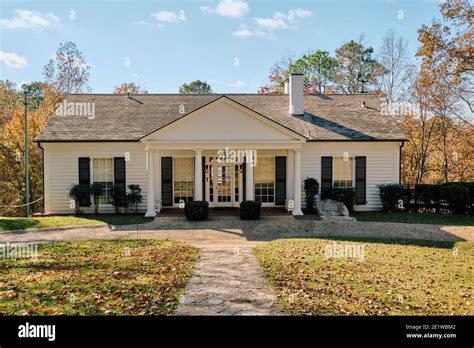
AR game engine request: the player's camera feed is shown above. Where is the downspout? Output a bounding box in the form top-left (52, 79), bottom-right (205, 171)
top-left (399, 141), bottom-right (404, 185)
top-left (37, 142), bottom-right (45, 214)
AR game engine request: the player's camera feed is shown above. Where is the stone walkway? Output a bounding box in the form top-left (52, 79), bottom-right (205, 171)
top-left (175, 246), bottom-right (282, 316)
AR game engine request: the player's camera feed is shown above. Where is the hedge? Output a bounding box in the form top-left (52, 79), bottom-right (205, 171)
top-left (240, 200), bottom-right (262, 220)
top-left (184, 201), bottom-right (209, 221)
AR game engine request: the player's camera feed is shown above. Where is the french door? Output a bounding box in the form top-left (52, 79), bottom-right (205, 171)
top-left (206, 157), bottom-right (242, 207)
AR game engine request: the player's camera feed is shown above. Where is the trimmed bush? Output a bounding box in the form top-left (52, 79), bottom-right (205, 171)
top-left (184, 201), bottom-right (209, 221)
top-left (378, 184), bottom-right (403, 212)
top-left (126, 184), bottom-right (143, 213)
top-left (111, 185), bottom-right (127, 213)
top-left (68, 184), bottom-right (90, 214)
top-left (331, 188), bottom-right (355, 213)
top-left (240, 200), bottom-right (262, 220)
top-left (304, 177), bottom-right (319, 213)
top-left (90, 182), bottom-right (104, 214)
top-left (440, 185), bottom-right (470, 214)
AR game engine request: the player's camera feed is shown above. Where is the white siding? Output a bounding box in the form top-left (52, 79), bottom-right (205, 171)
top-left (43, 143), bottom-right (147, 214)
top-left (301, 142), bottom-right (401, 211)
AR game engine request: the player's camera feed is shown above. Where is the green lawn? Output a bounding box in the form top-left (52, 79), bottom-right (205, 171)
top-left (353, 212), bottom-right (474, 226)
top-left (0, 239), bottom-right (198, 315)
top-left (0, 214), bottom-right (154, 231)
top-left (254, 238), bottom-right (473, 315)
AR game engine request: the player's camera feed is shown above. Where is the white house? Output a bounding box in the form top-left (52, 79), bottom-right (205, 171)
top-left (35, 74), bottom-right (406, 216)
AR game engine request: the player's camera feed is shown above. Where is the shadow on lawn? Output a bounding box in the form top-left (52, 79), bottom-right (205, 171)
top-left (0, 219), bottom-right (40, 231)
top-left (116, 215), bottom-right (467, 249)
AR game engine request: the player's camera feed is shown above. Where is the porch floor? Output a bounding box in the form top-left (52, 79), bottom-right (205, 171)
top-left (158, 207), bottom-right (290, 217)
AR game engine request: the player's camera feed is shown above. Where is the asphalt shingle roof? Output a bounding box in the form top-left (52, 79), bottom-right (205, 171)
top-left (35, 93), bottom-right (407, 142)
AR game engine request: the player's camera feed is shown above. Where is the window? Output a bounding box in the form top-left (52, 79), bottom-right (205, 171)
top-left (333, 157), bottom-right (353, 188)
top-left (254, 157), bottom-right (275, 203)
top-left (173, 158), bottom-right (194, 204)
top-left (92, 158), bottom-right (113, 204)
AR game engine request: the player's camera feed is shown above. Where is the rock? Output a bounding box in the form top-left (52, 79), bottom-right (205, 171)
top-left (337, 202), bottom-right (350, 216)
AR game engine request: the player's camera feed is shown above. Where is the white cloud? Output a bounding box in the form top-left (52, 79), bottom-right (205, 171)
top-left (232, 24), bottom-right (267, 38)
top-left (253, 8), bottom-right (312, 31)
top-left (202, 0), bottom-right (249, 18)
top-left (130, 20), bottom-right (152, 26)
top-left (200, 5), bottom-right (215, 14)
top-left (0, 51), bottom-right (28, 68)
top-left (153, 11), bottom-right (178, 22)
top-left (255, 14), bottom-right (289, 30)
top-left (0, 10), bottom-right (60, 30)
top-left (131, 73), bottom-right (139, 78)
top-left (152, 10), bottom-right (186, 24)
top-left (226, 80), bottom-right (246, 88)
top-left (292, 8), bottom-right (313, 18)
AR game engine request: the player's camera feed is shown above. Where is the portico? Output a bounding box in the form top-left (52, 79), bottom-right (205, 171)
top-left (144, 144), bottom-right (304, 217)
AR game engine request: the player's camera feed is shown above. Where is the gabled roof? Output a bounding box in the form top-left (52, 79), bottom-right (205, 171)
top-left (35, 93), bottom-right (407, 142)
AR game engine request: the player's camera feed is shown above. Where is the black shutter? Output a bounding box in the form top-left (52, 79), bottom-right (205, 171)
top-left (78, 157), bottom-right (91, 206)
top-left (355, 156), bottom-right (367, 204)
top-left (113, 157), bottom-right (126, 190)
top-left (275, 156), bottom-right (286, 205)
top-left (161, 157), bottom-right (173, 206)
top-left (321, 156), bottom-right (333, 199)
top-left (202, 156), bottom-right (205, 201)
top-left (242, 157), bottom-right (247, 201)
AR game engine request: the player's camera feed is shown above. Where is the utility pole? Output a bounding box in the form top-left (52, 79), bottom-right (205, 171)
top-left (23, 88), bottom-right (30, 217)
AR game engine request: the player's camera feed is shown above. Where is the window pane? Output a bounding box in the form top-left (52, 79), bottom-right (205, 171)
top-left (254, 157), bottom-right (275, 203)
top-left (173, 158), bottom-right (194, 204)
top-left (92, 158), bottom-right (113, 204)
top-left (333, 157), bottom-right (353, 188)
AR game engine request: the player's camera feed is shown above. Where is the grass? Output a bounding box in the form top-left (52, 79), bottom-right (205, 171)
top-left (352, 212), bottom-right (474, 226)
top-left (0, 214), bottom-right (154, 232)
top-left (0, 239), bottom-right (198, 315)
top-left (254, 238), bottom-right (473, 315)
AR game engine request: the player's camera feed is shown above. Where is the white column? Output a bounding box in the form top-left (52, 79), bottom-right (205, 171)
top-left (293, 149), bottom-right (303, 216)
top-left (145, 150), bottom-right (156, 217)
top-left (194, 150), bottom-right (203, 201)
top-left (155, 150), bottom-right (162, 212)
top-left (286, 149), bottom-right (294, 205)
top-left (246, 157), bottom-right (254, 200)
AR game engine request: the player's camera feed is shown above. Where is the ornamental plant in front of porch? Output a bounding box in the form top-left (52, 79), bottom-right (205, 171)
top-left (90, 183), bottom-right (104, 214)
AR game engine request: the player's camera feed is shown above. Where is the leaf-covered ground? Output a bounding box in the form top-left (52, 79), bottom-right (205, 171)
top-left (0, 239), bottom-right (198, 315)
top-left (254, 238), bottom-right (473, 315)
top-left (0, 215), bottom-right (154, 231)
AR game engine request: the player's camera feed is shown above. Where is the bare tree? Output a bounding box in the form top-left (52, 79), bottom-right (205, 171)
top-left (377, 29), bottom-right (410, 110)
top-left (43, 41), bottom-right (91, 94)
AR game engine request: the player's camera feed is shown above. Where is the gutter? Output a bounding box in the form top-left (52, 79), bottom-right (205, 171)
top-left (37, 141), bottom-right (45, 214)
top-left (399, 141), bottom-right (404, 184)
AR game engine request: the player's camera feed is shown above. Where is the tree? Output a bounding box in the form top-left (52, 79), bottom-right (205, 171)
top-left (289, 50), bottom-right (337, 93)
top-left (179, 80), bottom-right (212, 94)
top-left (377, 30), bottom-right (410, 110)
top-left (43, 41), bottom-right (91, 94)
top-left (417, 0), bottom-right (473, 120)
top-left (265, 51), bottom-right (297, 93)
top-left (333, 38), bottom-right (383, 93)
top-left (0, 83), bottom-right (62, 215)
top-left (113, 82), bottom-right (148, 94)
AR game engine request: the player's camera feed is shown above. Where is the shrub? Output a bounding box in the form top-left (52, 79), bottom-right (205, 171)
top-left (378, 184), bottom-right (403, 212)
top-left (90, 183), bottom-right (104, 214)
top-left (184, 201), bottom-right (209, 221)
top-left (240, 200), bottom-right (262, 220)
top-left (440, 185), bottom-right (470, 214)
top-left (304, 177), bottom-right (319, 213)
top-left (111, 185), bottom-right (127, 213)
top-left (126, 184), bottom-right (143, 213)
top-left (68, 184), bottom-right (90, 214)
top-left (331, 188), bottom-right (355, 213)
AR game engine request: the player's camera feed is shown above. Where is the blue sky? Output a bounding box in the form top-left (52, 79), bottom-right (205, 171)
top-left (0, 0), bottom-right (442, 93)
